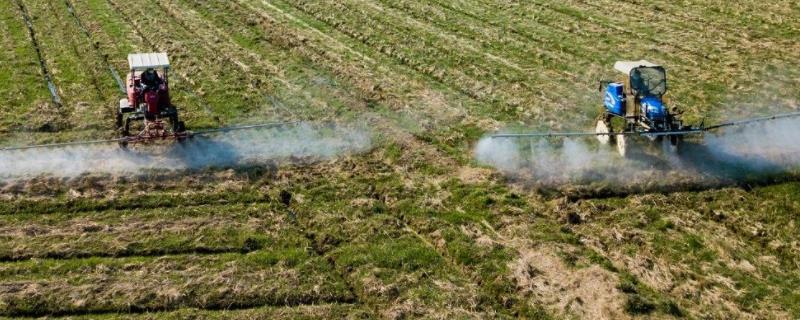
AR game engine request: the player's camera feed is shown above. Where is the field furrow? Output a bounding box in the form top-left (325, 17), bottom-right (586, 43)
top-left (530, 0), bottom-right (711, 65)
top-left (0, 203), bottom-right (302, 261)
top-left (229, 0), bottom-right (507, 127)
top-left (70, 303), bottom-right (368, 319)
top-left (585, 0), bottom-right (798, 60)
top-left (161, 0), bottom-right (366, 124)
top-left (20, 0), bottom-right (119, 133)
top-left (374, 0), bottom-right (595, 77)
top-left (1, 0), bottom-right (799, 318)
top-left (281, 0), bottom-right (595, 124)
top-left (652, 0), bottom-right (799, 40)
top-left (63, 0), bottom-right (126, 94)
top-left (0, 0), bottom-right (54, 134)
top-left (0, 252), bottom-right (353, 317)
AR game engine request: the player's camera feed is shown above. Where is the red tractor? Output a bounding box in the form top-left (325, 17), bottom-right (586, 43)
top-left (116, 52), bottom-right (187, 147)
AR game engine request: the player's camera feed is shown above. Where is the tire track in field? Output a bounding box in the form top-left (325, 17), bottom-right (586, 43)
top-left (37, 0), bottom-right (112, 126)
top-left (2, 302), bottom-right (358, 319)
top-left (442, 0), bottom-right (702, 68)
top-left (169, 0), bottom-right (378, 123)
top-left (202, 0), bottom-right (472, 170)
top-left (371, 0), bottom-right (604, 101)
top-left (12, 0), bottom-right (62, 108)
top-left (157, 0), bottom-right (297, 91)
top-left (374, 0), bottom-right (582, 73)
top-left (258, 0), bottom-right (375, 65)
top-left (231, 0), bottom-right (474, 118)
top-left (281, 0), bottom-right (560, 115)
top-left (356, 0), bottom-right (529, 73)
top-left (425, 0), bottom-right (593, 62)
top-left (154, 0), bottom-right (306, 119)
top-left (525, 0), bottom-right (710, 65)
top-left (605, 0), bottom-right (800, 62)
top-left (353, 0), bottom-right (587, 103)
top-left (0, 257), bottom-right (357, 317)
top-left (334, 0), bottom-right (575, 110)
top-left (63, 0), bottom-right (125, 94)
top-left (0, 246), bottom-right (245, 263)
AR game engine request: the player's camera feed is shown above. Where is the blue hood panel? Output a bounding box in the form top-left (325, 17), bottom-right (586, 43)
top-left (640, 96), bottom-right (666, 120)
top-left (604, 83), bottom-right (625, 115)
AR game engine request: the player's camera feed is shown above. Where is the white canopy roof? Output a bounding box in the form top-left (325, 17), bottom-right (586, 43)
top-left (613, 60), bottom-right (660, 75)
top-left (128, 52), bottom-right (170, 71)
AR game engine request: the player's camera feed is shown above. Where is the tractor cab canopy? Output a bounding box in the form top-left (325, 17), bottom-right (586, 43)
top-left (614, 60), bottom-right (667, 97)
top-left (128, 52), bottom-right (170, 72)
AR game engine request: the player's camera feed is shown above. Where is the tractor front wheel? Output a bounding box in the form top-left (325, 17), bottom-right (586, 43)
top-left (115, 111), bottom-right (123, 129)
top-left (617, 134), bottom-right (628, 157)
top-left (662, 135), bottom-right (680, 154)
top-left (595, 120), bottom-right (612, 145)
top-left (121, 118), bottom-right (132, 137)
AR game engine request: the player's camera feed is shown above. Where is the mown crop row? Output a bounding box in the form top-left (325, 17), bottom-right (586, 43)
top-left (162, 0), bottom-right (363, 124)
top-left (224, 0), bottom-right (513, 136)
top-left (568, 183), bottom-right (800, 317)
top-left (0, 250), bottom-right (352, 317)
top-left (0, 0), bottom-right (53, 135)
top-left (283, 0), bottom-right (569, 121)
top-left (0, 202), bottom-right (307, 261)
top-left (20, 0), bottom-right (121, 130)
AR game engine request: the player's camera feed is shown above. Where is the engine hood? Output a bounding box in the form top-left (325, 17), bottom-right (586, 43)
top-left (640, 96), bottom-right (666, 120)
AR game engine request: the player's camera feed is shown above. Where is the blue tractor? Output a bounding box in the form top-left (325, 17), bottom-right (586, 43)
top-left (487, 59), bottom-right (800, 158)
top-left (596, 60), bottom-right (684, 156)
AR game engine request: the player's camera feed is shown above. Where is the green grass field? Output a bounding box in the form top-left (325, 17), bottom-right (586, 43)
top-left (0, 0), bottom-right (798, 318)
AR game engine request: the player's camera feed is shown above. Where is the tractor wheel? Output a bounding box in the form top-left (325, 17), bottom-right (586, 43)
top-left (595, 120), bottom-right (612, 145)
top-left (122, 118), bottom-right (132, 137)
top-left (663, 135), bottom-right (680, 154)
top-left (616, 134), bottom-right (628, 157)
top-left (115, 111), bottom-right (123, 129)
top-left (118, 118), bottom-right (131, 150)
top-left (172, 119), bottom-right (185, 133)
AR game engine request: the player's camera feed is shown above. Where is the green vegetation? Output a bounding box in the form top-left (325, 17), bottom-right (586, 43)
top-left (0, 0), bottom-right (798, 318)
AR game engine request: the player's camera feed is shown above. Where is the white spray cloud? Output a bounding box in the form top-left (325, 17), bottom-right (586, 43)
top-left (475, 117), bottom-right (800, 190)
top-left (0, 122), bottom-right (371, 179)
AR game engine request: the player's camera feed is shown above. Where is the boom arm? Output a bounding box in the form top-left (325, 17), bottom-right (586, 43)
top-left (489, 111), bottom-right (800, 139)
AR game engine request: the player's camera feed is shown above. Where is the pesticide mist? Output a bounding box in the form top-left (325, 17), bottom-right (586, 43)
top-left (475, 117), bottom-right (800, 191)
top-left (0, 122), bottom-right (371, 179)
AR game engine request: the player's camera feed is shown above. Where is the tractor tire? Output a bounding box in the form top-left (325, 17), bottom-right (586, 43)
top-left (595, 120), bottom-right (612, 145)
top-left (616, 134), bottom-right (628, 157)
top-left (172, 119), bottom-right (185, 133)
top-left (115, 111), bottom-right (123, 129)
top-left (663, 135), bottom-right (680, 154)
top-left (122, 118), bottom-right (132, 137)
